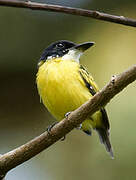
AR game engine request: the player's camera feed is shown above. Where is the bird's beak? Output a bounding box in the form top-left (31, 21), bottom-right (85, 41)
top-left (62, 42), bottom-right (95, 62)
top-left (73, 42), bottom-right (95, 52)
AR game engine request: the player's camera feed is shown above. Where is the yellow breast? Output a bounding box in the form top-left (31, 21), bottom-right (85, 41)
top-left (36, 58), bottom-right (91, 120)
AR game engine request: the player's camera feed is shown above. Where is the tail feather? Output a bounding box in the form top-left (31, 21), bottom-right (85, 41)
top-left (96, 128), bottom-right (114, 158)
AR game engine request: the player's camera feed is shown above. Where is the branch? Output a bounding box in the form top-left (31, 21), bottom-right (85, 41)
top-left (0, 0), bottom-right (136, 27)
top-left (0, 65), bottom-right (135, 177)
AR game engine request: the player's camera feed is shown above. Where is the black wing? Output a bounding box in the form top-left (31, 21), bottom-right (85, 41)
top-left (79, 65), bottom-right (113, 157)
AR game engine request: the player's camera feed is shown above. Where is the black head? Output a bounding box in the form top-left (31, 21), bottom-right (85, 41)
top-left (40, 40), bottom-right (76, 61)
top-left (38, 40), bottom-right (94, 66)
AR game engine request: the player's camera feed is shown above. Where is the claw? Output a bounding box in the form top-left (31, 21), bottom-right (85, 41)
top-left (61, 135), bottom-right (66, 141)
top-left (47, 122), bottom-right (58, 134)
top-left (111, 75), bottom-right (116, 84)
top-left (65, 111), bottom-right (72, 118)
top-left (47, 122), bottom-right (66, 141)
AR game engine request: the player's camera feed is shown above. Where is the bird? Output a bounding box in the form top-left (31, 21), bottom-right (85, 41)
top-left (36, 40), bottom-right (113, 158)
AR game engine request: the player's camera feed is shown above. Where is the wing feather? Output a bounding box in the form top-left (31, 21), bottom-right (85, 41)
top-left (79, 65), bottom-right (110, 130)
top-left (79, 65), bottom-right (99, 95)
top-left (79, 65), bottom-right (113, 157)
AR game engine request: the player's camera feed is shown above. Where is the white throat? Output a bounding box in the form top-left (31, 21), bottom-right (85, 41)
top-left (61, 49), bottom-right (83, 63)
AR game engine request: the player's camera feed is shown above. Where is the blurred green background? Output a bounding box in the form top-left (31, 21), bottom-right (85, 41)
top-left (1, 0), bottom-right (136, 179)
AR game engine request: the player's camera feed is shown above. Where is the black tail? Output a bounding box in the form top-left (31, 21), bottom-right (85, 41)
top-left (96, 128), bottom-right (114, 158)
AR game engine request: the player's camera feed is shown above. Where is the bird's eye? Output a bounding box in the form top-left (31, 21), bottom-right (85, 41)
top-left (56, 43), bottom-right (64, 48)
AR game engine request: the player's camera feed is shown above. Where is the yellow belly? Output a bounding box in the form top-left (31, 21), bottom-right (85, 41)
top-left (37, 59), bottom-right (90, 118)
top-left (36, 58), bottom-right (102, 130)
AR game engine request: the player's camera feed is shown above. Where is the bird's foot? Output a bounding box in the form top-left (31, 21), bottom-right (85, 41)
top-left (46, 122), bottom-right (58, 134)
top-left (47, 122), bottom-right (66, 141)
top-left (111, 75), bottom-right (116, 84)
top-left (61, 135), bottom-right (66, 141)
top-left (65, 111), bottom-right (72, 118)
top-left (61, 112), bottom-right (72, 140)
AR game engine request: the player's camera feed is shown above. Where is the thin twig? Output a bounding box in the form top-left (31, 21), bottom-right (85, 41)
top-left (0, 65), bottom-right (135, 177)
top-left (0, 0), bottom-right (136, 27)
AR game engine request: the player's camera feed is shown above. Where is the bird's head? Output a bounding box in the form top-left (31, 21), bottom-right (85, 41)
top-left (38, 40), bottom-right (94, 66)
